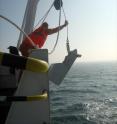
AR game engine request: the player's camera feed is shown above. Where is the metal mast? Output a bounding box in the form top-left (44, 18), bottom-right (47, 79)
top-left (17, 0), bottom-right (40, 49)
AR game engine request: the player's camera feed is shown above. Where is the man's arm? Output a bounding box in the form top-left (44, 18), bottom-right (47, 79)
top-left (47, 20), bottom-right (68, 35)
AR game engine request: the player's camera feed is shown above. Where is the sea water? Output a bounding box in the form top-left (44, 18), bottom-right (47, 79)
top-left (50, 62), bottom-right (117, 124)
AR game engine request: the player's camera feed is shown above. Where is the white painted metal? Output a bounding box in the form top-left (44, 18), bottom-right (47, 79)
top-left (5, 49), bottom-right (50, 124)
top-left (49, 49), bottom-right (78, 85)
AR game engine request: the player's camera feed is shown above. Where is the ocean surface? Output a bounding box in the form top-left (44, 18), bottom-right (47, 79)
top-left (50, 62), bottom-right (117, 124)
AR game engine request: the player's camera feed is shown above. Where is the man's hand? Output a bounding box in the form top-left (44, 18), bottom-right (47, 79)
top-left (64, 20), bottom-right (68, 27)
top-left (47, 20), bottom-right (69, 35)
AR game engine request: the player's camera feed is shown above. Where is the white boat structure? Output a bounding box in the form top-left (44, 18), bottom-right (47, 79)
top-left (0, 0), bottom-right (81, 123)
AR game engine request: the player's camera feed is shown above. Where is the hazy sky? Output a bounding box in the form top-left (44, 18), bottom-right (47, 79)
top-left (0, 0), bottom-right (117, 63)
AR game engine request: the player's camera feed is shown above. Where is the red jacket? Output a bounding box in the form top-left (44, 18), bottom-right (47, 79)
top-left (19, 27), bottom-right (48, 56)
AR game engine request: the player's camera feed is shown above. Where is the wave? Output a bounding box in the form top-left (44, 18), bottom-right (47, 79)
top-left (50, 88), bottom-right (99, 95)
top-left (86, 98), bottom-right (117, 124)
top-left (51, 115), bottom-right (95, 124)
top-left (51, 103), bottom-right (87, 113)
top-left (50, 62), bottom-right (117, 124)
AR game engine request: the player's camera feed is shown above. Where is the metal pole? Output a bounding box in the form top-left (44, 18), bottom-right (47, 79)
top-left (17, 0), bottom-right (40, 48)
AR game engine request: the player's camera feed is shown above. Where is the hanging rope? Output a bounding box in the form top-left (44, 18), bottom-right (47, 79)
top-left (66, 25), bottom-right (70, 53)
top-left (34, 0), bottom-right (63, 54)
top-left (49, 1), bottom-right (62, 54)
top-left (49, 3), bottom-right (71, 54)
top-left (33, 0), bottom-right (69, 55)
top-left (34, 2), bottom-right (54, 30)
top-left (62, 6), bottom-right (71, 53)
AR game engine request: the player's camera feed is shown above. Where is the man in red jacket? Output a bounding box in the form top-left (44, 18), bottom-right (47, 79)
top-left (19, 20), bottom-right (68, 56)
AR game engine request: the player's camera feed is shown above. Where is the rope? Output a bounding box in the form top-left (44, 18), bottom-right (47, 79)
top-left (49, 0), bottom-right (62, 54)
top-left (34, 2), bottom-right (54, 30)
top-left (0, 15), bottom-right (36, 49)
top-left (33, 0), bottom-right (69, 55)
top-left (62, 6), bottom-right (71, 53)
top-left (62, 7), bottom-right (69, 40)
top-left (66, 25), bottom-right (70, 53)
top-left (33, 0), bottom-right (62, 55)
top-left (62, 6), bottom-right (66, 20)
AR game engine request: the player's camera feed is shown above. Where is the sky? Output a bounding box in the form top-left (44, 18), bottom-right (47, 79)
top-left (0, 0), bottom-right (117, 63)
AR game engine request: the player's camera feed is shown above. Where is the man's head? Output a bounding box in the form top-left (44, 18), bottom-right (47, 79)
top-left (41, 22), bottom-right (48, 30)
